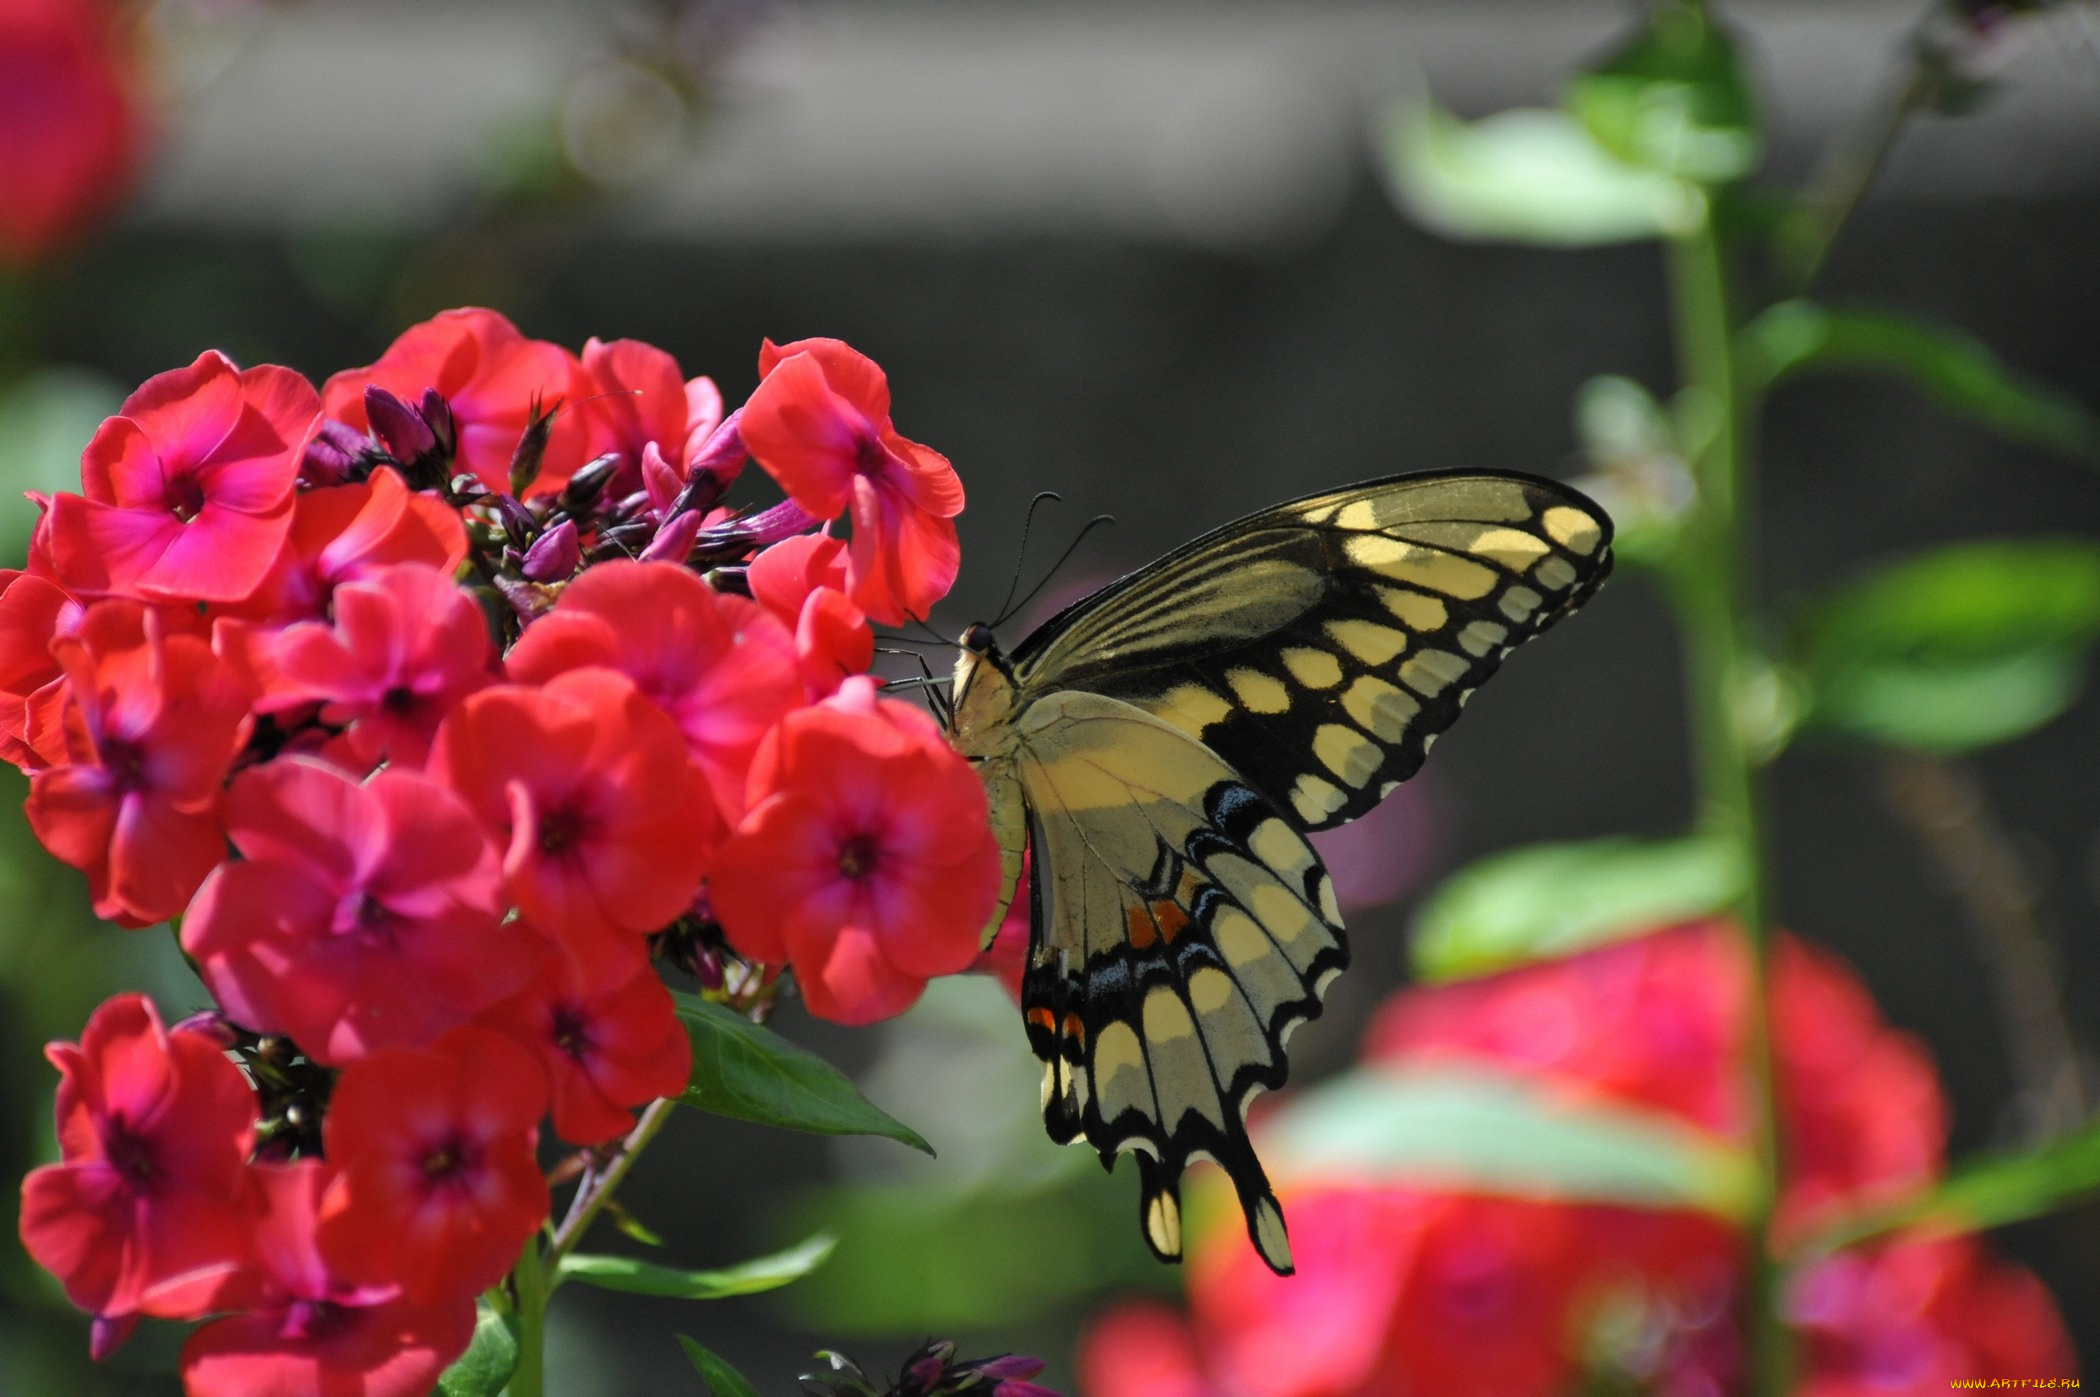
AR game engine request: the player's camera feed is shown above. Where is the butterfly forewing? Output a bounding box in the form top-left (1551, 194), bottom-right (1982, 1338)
top-left (1012, 690), bottom-right (1338, 1274)
top-left (1010, 471), bottom-right (1613, 831)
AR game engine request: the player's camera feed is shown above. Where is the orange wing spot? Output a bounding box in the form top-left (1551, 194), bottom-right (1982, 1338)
top-left (1126, 903), bottom-right (1159, 950)
top-left (1175, 867), bottom-right (1206, 905)
top-left (1061, 1012), bottom-right (1087, 1046)
top-left (1026, 1007), bottom-right (1058, 1035)
top-left (1152, 900), bottom-right (1192, 944)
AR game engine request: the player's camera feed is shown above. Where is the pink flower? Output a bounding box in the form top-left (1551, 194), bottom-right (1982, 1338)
top-left (182, 1160), bottom-right (478, 1397)
top-left (481, 949), bottom-right (691, 1145)
top-left (217, 466), bottom-right (467, 628)
top-left (0, 0), bottom-right (140, 266)
top-left (317, 1027), bottom-right (550, 1305)
top-left (578, 336), bottom-right (729, 499)
top-left (741, 337), bottom-right (964, 625)
top-left (25, 600), bottom-right (253, 925)
top-left (504, 560), bottom-right (798, 825)
top-left (746, 533), bottom-right (874, 699)
top-left (181, 757), bottom-right (525, 1065)
top-left (431, 668), bottom-right (716, 990)
top-left (256, 563), bottom-right (498, 771)
top-left (0, 569), bottom-right (82, 768)
top-left (18, 994), bottom-right (257, 1322)
top-left (710, 676), bottom-right (1001, 1024)
top-left (323, 309), bottom-right (590, 497)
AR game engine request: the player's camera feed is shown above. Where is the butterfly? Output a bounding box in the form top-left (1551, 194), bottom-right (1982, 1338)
top-left (943, 469), bottom-right (1613, 1276)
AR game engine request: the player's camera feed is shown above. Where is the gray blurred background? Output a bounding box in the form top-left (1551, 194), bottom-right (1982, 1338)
top-left (3, 0), bottom-right (2099, 1391)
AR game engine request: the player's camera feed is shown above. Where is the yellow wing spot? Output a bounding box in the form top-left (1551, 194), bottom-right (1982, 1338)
top-left (1040, 1059), bottom-right (1058, 1111)
top-left (1459, 619), bottom-right (1510, 657)
top-left (1226, 667), bottom-right (1291, 714)
top-left (1092, 1021), bottom-right (1153, 1124)
top-left (1247, 881), bottom-right (1330, 971)
top-left (1146, 1190), bottom-right (1183, 1258)
top-left (1251, 1195), bottom-right (1294, 1274)
top-left (1249, 818), bottom-right (1316, 885)
top-left (1376, 585), bottom-right (1448, 632)
top-left (1543, 505), bottom-right (1604, 555)
top-left (1144, 988), bottom-right (1225, 1128)
top-left (1333, 499), bottom-right (1381, 530)
top-left (1313, 871), bottom-right (1341, 925)
top-left (1142, 986), bottom-right (1197, 1043)
top-left (1398, 648), bottom-right (1470, 699)
top-left (1346, 535), bottom-right (1497, 599)
top-left (1186, 966), bottom-right (1274, 1077)
top-left (1457, 526), bottom-right (1551, 571)
top-left (1281, 647), bottom-right (1343, 690)
top-left (1290, 772), bottom-right (1349, 824)
top-left (1341, 674), bottom-right (1419, 742)
top-left (1498, 585), bottom-right (1544, 623)
top-left (1535, 555), bottom-right (1579, 592)
top-left (1155, 683), bottom-right (1234, 737)
top-left (1314, 723), bottom-right (1382, 788)
top-left (1211, 907), bottom-right (1305, 1025)
top-left (1325, 618), bottom-right (1408, 666)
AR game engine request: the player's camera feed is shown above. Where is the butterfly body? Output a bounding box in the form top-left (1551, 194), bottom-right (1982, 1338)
top-left (947, 470), bottom-right (1613, 1276)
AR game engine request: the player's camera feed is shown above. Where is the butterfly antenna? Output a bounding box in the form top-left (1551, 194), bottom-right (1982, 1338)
top-left (994, 512), bottom-right (1116, 627)
top-left (907, 614), bottom-right (960, 647)
top-left (992, 491), bottom-right (1063, 626)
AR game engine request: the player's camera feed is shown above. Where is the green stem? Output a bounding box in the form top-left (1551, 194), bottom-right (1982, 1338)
top-left (1664, 217), bottom-right (1790, 1395)
top-left (504, 1097), bottom-right (676, 1396)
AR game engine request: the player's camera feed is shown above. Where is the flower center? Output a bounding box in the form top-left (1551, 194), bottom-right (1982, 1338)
top-left (853, 434), bottom-right (889, 478)
top-left (550, 1003), bottom-right (592, 1062)
top-left (103, 1119), bottom-right (158, 1188)
top-left (538, 805), bottom-right (589, 857)
top-left (98, 736), bottom-right (149, 793)
top-left (421, 1133), bottom-right (482, 1191)
top-left (167, 474), bottom-right (208, 523)
top-left (281, 1298), bottom-right (352, 1343)
top-left (837, 832), bottom-right (881, 881)
top-left (381, 685), bottom-right (419, 715)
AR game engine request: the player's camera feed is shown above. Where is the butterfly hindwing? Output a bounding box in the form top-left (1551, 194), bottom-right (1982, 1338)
top-left (1009, 470), bottom-right (1613, 831)
top-left (1009, 690), bottom-right (1342, 1274)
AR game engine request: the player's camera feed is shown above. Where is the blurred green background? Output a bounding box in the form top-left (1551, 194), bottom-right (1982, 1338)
top-left (4, 1), bottom-right (2100, 1391)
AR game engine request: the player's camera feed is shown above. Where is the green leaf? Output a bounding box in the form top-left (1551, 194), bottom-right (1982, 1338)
top-left (1803, 1116), bottom-right (2100, 1256)
top-left (1262, 1062), bottom-right (1758, 1220)
top-left (1743, 300), bottom-right (2100, 460)
top-left (674, 994), bottom-right (932, 1153)
top-left (434, 1302), bottom-right (519, 1397)
top-left (679, 1336), bottom-right (762, 1397)
top-left (1795, 540), bottom-right (2100, 752)
top-left (1567, 1), bottom-right (1760, 184)
top-left (0, 369), bottom-right (124, 566)
top-left (1411, 836), bottom-right (1746, 982)
top-left (1377, 99), bottom-right (1702, 247)
top-left (559, 1231), bottom-right (837, 1300)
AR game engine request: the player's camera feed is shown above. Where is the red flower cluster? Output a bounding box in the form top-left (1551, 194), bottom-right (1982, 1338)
top-left (1080, 922), bottom-right (2075, 1397)
top-left (11, 311), bottom-right (1001, 1394)
top-left (0, 0), bottom-right (141, 265)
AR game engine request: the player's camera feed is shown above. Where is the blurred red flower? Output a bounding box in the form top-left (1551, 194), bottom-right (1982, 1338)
top-left (18, 994), bottom-right (257, 1323)
top-left (323, 308), bottom-right (590, 497)
top-left (711, 676), bottom-right (1001, 1024)
top-left (25, 599), bottom-right (251, 925)
top-left (481, 947), bottom-right (691, 1145)
top-left (217, 466), bottom-right (466, 628)
top-left (746, 533), bottom-right (874, 700)
top-left (317, 1027), bottom-right (549, 1305)
top-left (46, 351), bottom-right (319, 604)
top-left (431, 667), bottom-right (716, 990)
top-left (742, 337), bottom-right (963, 625)
top-left (0, 0), bottom-right (140, 265)
top-left (504, 560), bottom-right (798, 826)
top-left (181, 757), bottom-right (524, 1065)
top-left (0, 570), bottom-right (81, 768)
top-left (256, 562), bottom-right (497, 771)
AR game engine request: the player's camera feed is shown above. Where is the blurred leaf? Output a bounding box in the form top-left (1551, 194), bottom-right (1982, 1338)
top-left (1377, 99), bottom-right (1702, 247)
top-left (435, 1303), bottom-right (519, 1397)
top-left (1263, 1062), bottom-right (1758, 1220)
top-left (673, 994), bottom-right (932, 1153)
top-left (0, 369), bottom-right (122, 566)
top-left (778, 1175), bottom-right (1165, 1336)
top-left (679, 1336), bottom-right (761, 1397)
top-left (1802, 1115), bottom-right (2100, 1257)
top-left (1412, 836), bottom-right (1746, 982)
top-left (1796, 540), bottom-right (2100, 752)
top-left (1567, 1), bottom-right (1760, 184)
top-left (1743, 300), bottom-right (2100, 460)
top-left (558, 1232), bottom-right (836, 1300)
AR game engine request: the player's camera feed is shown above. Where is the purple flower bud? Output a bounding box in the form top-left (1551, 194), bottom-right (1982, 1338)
top-left (510, 394), bottom-right (560, 497)
top-left (561, 453), bottom-right (622, 512)
top-left (992, 1383), bottom-right (1060, 1397)
top-left (365, 386), bottom-right (437, 463)
top-left (686, 407), bottom-right (746, 488)
top-left (301, 418), bottom-right (370, 487)
top-left (692, 498), bottom-right (822, 561)
top-left (420, 387), bottom-right (458, 457)
top-left (494, 495), bottom-right (539, 545)
top-left (90, 1312), bottom-right (140, 1362)
top-left (640, 507), bottom-right (706, 565)
top-left (521, 519), bottom-right (581, 582)
top-left (170, 1011), bottom-right (240, 1048)
top-left (975, 1358), bottom-right (1046, 1381)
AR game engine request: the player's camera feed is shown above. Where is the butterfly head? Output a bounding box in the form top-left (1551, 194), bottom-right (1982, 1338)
top-left (949, 623), bottom-right (1017, 745)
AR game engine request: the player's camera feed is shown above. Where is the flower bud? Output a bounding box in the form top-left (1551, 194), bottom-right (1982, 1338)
top-left (521, 519), bottom-right (581, 582)
top-left (640, 507), bottom-right (706, 565)
top-left (420, 386), bottom-right (458, 457)
top-left (494, 494), bottom-right (540, 545)
top-left (510, 395), bottom-right (560, 496)
top-left (561, 452), bottom-right (622, 512)
top-left (365, 386), bottom-right (438, 464)
top-left (302, 418), bottom-right (372, 487)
